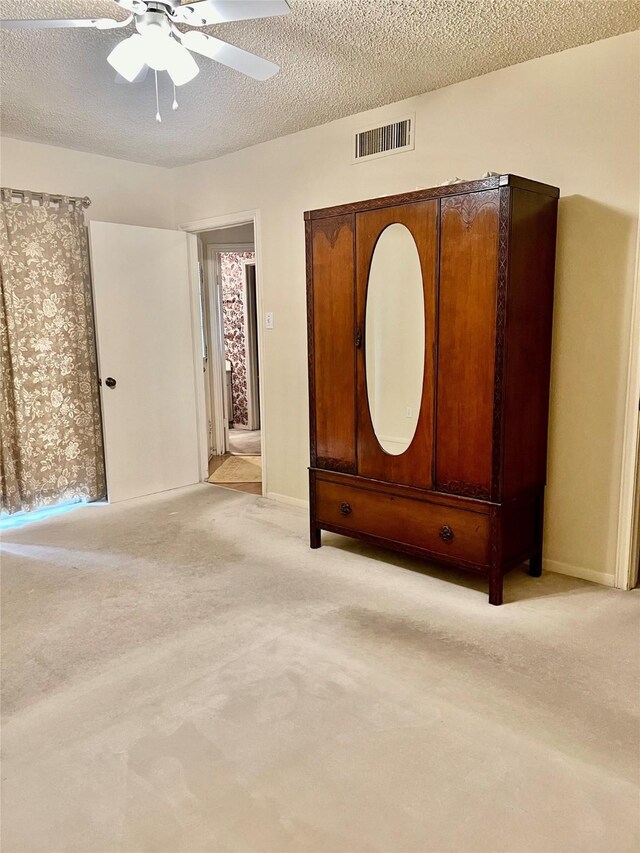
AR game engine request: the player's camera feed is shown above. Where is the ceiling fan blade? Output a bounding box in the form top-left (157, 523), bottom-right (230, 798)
top-left (170, 0), bottom-right (290, 26)
top-left (1, 18), bottom-right (98, 29)
top-left (0, 16), bottom-right (132, 30)
top-left (180, 30), bottom-right (279, 80)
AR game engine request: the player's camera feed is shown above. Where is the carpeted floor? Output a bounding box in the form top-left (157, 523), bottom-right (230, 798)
top-left (1, 484), bottom-right (639, 853)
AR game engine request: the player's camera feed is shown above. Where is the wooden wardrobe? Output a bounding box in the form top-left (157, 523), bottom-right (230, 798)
top-left (305, 174), bottom-right (559, 605)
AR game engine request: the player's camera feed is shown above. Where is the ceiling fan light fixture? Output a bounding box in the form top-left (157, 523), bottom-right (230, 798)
top-left (107, 33), bottom-right (147, 82)
top-left (165, 39), bottom-right (200, 86)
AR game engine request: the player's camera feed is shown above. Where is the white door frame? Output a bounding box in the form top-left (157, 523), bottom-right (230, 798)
top-left (186, 232), bottom-right (210, 484)
top-left (181, 210), bottom-right (266, 497)
top-left (204, 242), bottom-right (254, 454)
top-left (614, 215), bottom-right (640, 590)
top-left (196, 238), bottom-right (214, 460)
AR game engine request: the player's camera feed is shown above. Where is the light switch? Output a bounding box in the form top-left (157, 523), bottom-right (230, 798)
top-left (405, 407), bottom-right (412, 418)
top-left (265, 312), bottom-right (274, 329)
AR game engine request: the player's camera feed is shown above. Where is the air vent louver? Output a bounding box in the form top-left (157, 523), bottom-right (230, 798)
top-left (353, 115), bottom-right (414, 163)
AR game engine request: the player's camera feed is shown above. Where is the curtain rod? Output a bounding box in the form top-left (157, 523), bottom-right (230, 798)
top-left (1, 187), bottom-right (91, 209)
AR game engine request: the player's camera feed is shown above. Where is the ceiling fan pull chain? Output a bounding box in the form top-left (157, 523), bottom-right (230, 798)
top-left (172, 82), bottom-right (179, 112)
top-left (155, 69), bottom-right (162, 123)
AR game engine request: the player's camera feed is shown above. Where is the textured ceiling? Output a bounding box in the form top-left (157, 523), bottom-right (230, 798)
top-left (1, 0), bottom-right (638, 167)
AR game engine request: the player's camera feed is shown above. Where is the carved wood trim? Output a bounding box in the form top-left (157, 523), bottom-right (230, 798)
top-left (305, 176), bottom-right (558, 222)
top-left (312, 215), bottom-right (347, 248)
top-left (352, 216), bottom-right (359, 475)
top-left (314, 468), bottom-right (494, 511)
top-left (305, 219), bottom-right (317, 467)
top-left (441, 191), bottom-right (499, 229)
top-left (437, 480), bottom-right (491, 500)
top-left (491, 186), bottom-right (511, 502)
top-left (306, 177), bottom-right (501, 221)
top-left (316, 457), bottom-right (357, 474)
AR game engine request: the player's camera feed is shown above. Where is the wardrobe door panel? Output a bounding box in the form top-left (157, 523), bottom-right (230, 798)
top-left (356, 201), bottom-right (437, 488)
top-left (309, 214), bottom-right (356, 472)
top-left (436, 190), bottom-right (499, 499)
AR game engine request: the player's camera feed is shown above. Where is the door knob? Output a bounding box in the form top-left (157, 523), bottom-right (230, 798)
top-left (105, 377), bottom-right (116, 389)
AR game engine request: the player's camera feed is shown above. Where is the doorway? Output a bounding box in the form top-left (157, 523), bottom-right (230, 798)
top-left (196, 222), bottom-right (263, 496)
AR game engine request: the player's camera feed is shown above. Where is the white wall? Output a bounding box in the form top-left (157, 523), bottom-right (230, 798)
top-left (0, 137), bottom-right (174, 228)
top-left (174, 32), bottom-right (640, 585)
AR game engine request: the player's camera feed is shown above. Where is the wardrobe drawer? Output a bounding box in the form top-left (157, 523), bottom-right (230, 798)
top-left (315, 479), bottom-right (490, 566)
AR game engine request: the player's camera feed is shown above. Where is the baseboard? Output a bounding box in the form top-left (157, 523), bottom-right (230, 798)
top-left (266, 492), bottom-right (309, 509)
top-left (543, 558), bottom-right (615, 588)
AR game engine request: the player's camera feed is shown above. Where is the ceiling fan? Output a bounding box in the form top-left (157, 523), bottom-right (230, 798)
top-left (1, 1), bottom-right (290, 119)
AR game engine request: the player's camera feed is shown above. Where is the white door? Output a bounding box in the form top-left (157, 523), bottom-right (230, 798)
top-left (89, 222), bottom-right (202, 502)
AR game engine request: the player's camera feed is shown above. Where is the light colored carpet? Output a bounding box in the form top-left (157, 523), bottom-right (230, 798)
top-left (1, 484), bottom-right (639, 853)
top-left (229, 428), bottom-right (261, 456)
top-left (208, 455), bottom-right (261, 483)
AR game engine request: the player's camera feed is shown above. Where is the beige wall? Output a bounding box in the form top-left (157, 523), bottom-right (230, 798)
top-left (1, 33), bottom-right (637, 584)
top-left (0, 137), bottom-right (174, 228)
top-left (174, 32), bottom-right (640, 585)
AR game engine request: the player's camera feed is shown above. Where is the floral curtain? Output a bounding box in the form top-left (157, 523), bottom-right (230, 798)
top-left (220, 250), bottom-right (255, 426)
top-left (0, 189), bottom-right (105, 515)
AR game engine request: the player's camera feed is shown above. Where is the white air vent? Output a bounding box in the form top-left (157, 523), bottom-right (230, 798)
top-left (353, 114), bottom-right (415, 163)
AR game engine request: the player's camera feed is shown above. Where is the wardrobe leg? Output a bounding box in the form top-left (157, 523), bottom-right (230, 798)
top-left (309, 469), bottom-right (320, 549)
top-left (528, 552), bottom-right (542, 577)
top-left (488, 507), bottom-right (504, 605)
top-left (489, 569), bottom-right (504, 606)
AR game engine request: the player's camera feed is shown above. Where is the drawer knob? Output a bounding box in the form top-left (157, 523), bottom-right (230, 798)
top-left (339, 502), bottom-right (352, 516)
top-left (439, 525), bottom-right (454, 543)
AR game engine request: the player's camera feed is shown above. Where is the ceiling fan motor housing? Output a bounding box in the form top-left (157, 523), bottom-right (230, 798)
top-left (134, 4), bottom-right (209, 34)
top-left (135, 11), bottom-right (173, 37)
top-left (142, 1), bottom-right (184, 11)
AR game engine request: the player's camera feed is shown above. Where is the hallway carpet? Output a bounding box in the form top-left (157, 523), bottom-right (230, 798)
top-left (2, 485), bottom-right (639, 852)
top-left (229, 428), bottom-right (261, 456)
top-left (208, 456), bottom-right (262, 484)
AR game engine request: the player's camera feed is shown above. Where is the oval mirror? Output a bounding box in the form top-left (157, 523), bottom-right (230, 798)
top-left (365, 223), bottom-right (425, 456)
